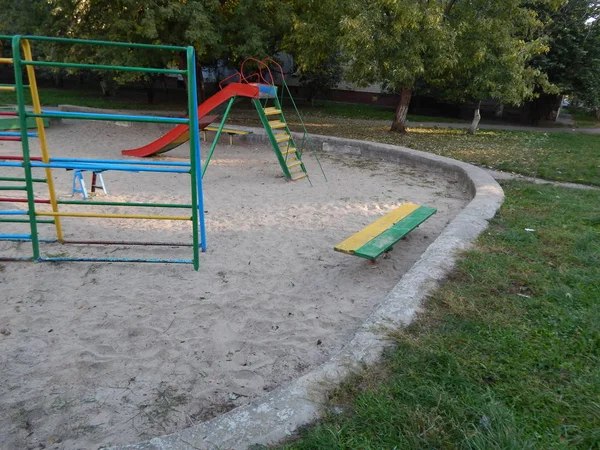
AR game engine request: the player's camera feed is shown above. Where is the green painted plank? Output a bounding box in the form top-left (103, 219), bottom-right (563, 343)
top-left (353, 206), bottom-right (436, 260)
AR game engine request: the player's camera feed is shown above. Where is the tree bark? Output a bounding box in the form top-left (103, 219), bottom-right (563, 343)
top-left (197, 62), bottom-right (206, 103)
top-left (596, 109), bottom-right (600, 122)
top-left (390, 87), bottom-right (412, 133)
top-left (467, 101), bottom-right (481, 135)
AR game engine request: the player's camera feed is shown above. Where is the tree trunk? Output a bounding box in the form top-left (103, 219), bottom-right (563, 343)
top-left (197, 62), bottom-right (206, 103)
top-left (596, 109), bottom-right (600, 122)
top-left (495, 103), bottom-right (504, 118)
top-left (390, 87), bottom-right (412, 133)
top-left (467, 101), bottom-right (481, 135)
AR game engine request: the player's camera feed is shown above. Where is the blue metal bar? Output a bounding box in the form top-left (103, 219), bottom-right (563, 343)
top-left (0, 237), bottom-right (57, 242)
top-left (0, 233), bottom-right (31, 239)
top-left (31, 110), bottom-right (188, 125)
top-left (0, 210), bottom-right (28, 215)
top-left (0, 161), bottom-right (190, 173)
top-left (52, 157), bottom-right (190, 167)
top-left (188, 48), bottom-right (207, 255)
top-left (0, 131), bottom-right (38, 137)
top-left (39, 256), bottom-right (194, 264)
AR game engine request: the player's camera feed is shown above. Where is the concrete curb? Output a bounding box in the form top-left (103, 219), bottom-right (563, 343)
top-left (111, 131), bottom-right (504, 450)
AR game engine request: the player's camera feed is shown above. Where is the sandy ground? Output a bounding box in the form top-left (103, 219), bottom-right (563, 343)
top-left (0, 120), bottom-right (469, 449)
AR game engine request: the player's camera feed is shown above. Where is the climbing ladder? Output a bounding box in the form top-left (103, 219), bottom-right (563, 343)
top-left (0, 38), bottom-right (63, 252)
top-left (253, 95), bottom-right (309, 182)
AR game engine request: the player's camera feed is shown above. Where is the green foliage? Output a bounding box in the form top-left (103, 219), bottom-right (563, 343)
top-left (288, 0), bottom-right (455, 93)
top-left (282, 182), bottom-right (600, 449)
top-left (0, 0), bottom-right (292, 89)
top-left (298, 55), bottom-right (343, 104)
top-left (533, 0), bottom-right (600, 110)
top-left (440, 0), bottom-right (558, 106)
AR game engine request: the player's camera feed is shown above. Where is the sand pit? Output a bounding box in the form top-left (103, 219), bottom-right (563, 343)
top-left (0, 120), bottom-right (469, 449)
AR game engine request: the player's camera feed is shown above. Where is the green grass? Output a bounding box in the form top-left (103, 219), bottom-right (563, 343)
top-left (563, 107), bottom-right (600, 128)
top-left (228, 111), bottom-right (600, 186)
top-left (4, 87), bottom-right (598, 186)
top-left (301, 101), bottom-right (467, 123)
top-left (286, 120), bottom-right (599, 186)
top-left (281, 182), bottom-right (600, 450)
top-left (0, 87), bottom-right (185, 110)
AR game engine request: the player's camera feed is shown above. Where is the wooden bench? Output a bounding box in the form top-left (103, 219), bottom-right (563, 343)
top-left (334, 202), bottom-right (436, 260)
top-left (201, 126), bottom-right (252, 145)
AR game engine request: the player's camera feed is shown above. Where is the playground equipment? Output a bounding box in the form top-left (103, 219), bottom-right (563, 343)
top-left (334, 203), bottom-right (437, 261)
top-left (0, 35), bottom-right (206, 270)
top-left (124, 57), bottom-right (326, 183)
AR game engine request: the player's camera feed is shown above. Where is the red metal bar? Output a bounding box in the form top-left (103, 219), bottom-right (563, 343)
top-left (218, 71), bottom-right (241, 90)
top-left (0, 197), bottom-right (50, 204)
top-left (240, 58), bottom-right (275, 85)
top-left (0, 137), bottom-right (21, 142)
top-left (0, 155), bottom-right (42, 161)
top-left (0, 111), bottom-right (18, 116)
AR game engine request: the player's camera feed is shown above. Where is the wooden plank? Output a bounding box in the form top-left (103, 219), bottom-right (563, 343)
top-left (353, 206), bottom-right (437, 259)
top-left (205, 126), bottom-right (251, 135)
top-left (334, 203), bottom-right (420, 254)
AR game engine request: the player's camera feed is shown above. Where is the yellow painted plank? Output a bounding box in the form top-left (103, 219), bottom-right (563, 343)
top-left (0, 86), bottom-right (15, 92)
top-left (36, 212), bottom-right (190, 220)
top-left (335, 203), bottom-right (420, 254)
top-left (205, 126), bottom-right (250, 135)
top-left (268, 120), bottom-right (287, 129)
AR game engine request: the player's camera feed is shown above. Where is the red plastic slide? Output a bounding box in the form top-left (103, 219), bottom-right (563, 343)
top-left (121, 83), bottom-right (262, 157)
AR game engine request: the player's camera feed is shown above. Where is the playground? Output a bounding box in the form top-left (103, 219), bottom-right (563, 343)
top-left (0, 36), bottom-right (472, 449)
top-left (0, 117), bottom-right (471, 448)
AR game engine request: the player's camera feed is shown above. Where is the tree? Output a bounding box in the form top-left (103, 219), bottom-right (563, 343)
top-left (288, 0), bottom-right (457, 133)
top-left (439, 0), bottom-right (559, 134)
top-left (1, 0), bottom-right (293, 103)
top-left (532, 0), bottom-right (600, 121)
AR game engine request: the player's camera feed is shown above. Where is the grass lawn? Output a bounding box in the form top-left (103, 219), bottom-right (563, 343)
top-left (281, 181), bottom-right (600, 450)
top-left (227, 111), bottom-right (600, 186)
top-left (563, 108), bottom-right (600, 128)
top-left (0, 87), bottom-right (185, 110)
top-left (301, 100), bottom-right (468, 124)
top-left (3, 88), bottom-right (598, 186)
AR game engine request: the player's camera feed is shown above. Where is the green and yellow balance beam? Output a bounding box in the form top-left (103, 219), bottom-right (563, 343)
top-left (202, 126), bottom-right (252, 145)
top-left (334, 202), bottom-right (437, 260)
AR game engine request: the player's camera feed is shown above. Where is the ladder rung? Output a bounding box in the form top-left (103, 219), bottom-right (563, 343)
top-left (275, 135), bottom-right (290, 143)
top-left (268, 120), bottom-right (287, 129)
top-left (287, 160), bottom-right (302, 169)
top-left (0, 86), bottom-right (15, 92)
top-left (291, 173), bottom-right (308, 181)
top-left (0, 58), bottom-right (14, 65)
top-left (263, 107), bottom-right (282, 115)
top-left (281, 148), bottom-right (298, 157)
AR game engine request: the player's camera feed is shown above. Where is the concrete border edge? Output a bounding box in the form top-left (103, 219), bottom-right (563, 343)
top-left (112, 130), bottom-right (504, 450)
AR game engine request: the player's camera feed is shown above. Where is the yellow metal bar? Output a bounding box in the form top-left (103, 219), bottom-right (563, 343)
top-left (36, 211), bottom-right (191, 220)
top-left (0, 57), bottom-right (13, 64)
top-left (335, 203), bottom-right (420, 254)
top-left (0, 86), bottom-right (15, 92)
top-left (21, 40), bottom-right (64, 242)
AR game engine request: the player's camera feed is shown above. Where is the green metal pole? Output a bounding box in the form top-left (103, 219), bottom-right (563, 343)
top-left (11, 35), bottom-right (40, 261)
top-left (202, 97), bottom-right (235, 177)
top-left (253, 98), bottom-right (292, 179)
top-left (0, 177), bottom-right (46, 183)
top-left (186, 46), bottom-right (200, 271)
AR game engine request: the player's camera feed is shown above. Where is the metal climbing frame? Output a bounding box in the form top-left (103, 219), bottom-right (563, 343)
top-left (0, 35), bottom-right (206, 270)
